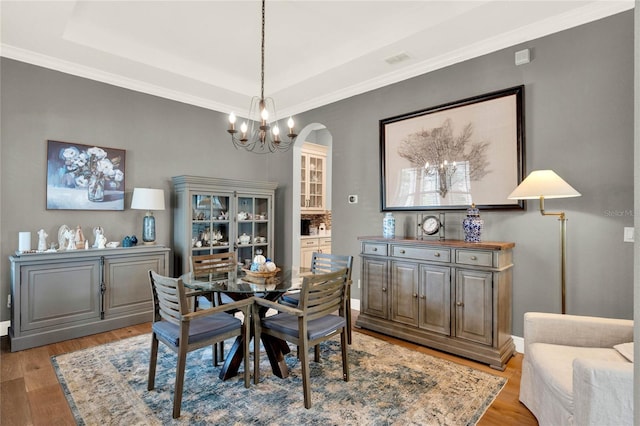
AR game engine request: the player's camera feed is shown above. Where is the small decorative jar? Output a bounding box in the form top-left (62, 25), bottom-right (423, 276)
top-left (463, 204), bottom-right (484, 242)
top-left (383, 212), bottom-right (395, 239)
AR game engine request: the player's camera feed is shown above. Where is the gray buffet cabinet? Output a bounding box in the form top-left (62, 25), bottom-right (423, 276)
top-left (9, 245), bottom-right (170, 352)
top-left (356, 237), bottom-right (515, 370)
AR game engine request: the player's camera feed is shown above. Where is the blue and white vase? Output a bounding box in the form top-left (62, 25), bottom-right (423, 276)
top-left (463, 204), bottom-right (483, 242)
top-left (383, 212), bottom-right (395, 239)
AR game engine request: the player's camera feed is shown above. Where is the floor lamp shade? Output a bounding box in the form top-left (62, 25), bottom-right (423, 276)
top-left (508, 170), bottom-right (581, 199)
top-left (131, 188), bottom-right (165, 244)
top-left (508, 170), bottom-right (581, 314)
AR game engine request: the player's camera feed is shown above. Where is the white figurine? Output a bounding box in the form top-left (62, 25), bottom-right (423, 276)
top-left (64, 228), bottom-right (77, 250)
top-left (93, 226), bottom-right (104, 248)
top-left (37, 229), bottom-right (48, 252)
top-left (97, 234), bottom-right (107, 249)
top-left (75, 225), bottom-right (86, 249)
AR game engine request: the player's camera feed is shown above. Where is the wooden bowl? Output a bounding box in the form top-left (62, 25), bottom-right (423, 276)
top-left (242, 267), bottom-right (281, 278)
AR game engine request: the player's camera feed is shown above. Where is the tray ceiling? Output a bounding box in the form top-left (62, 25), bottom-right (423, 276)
top-left (1, 1), bottom-right (633, 118)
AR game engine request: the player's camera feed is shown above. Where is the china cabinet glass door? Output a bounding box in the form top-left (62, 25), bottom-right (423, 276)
top-left (236, 194), bottom-right (271, 265)
top-left (191, 193), bottom-right (231, 257)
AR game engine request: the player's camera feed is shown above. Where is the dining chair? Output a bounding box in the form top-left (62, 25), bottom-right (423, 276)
top-left (190, 251), bottom-right (239, 364)
top-left (281, 252), bottom-right (354, 344)
top-left (253, 268), bottom-right (350, 409)
top-left (147, 270), bottom-right (252, 419)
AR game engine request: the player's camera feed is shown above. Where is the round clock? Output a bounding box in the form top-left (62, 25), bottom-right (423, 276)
top-left (421, 215), bottom-right (441, 236)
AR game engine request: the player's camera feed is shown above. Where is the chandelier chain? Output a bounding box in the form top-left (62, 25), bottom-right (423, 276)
top-left (260, 0), bottom-right (265, 101)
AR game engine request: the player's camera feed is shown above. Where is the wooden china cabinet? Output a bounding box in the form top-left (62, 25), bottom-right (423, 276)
top-left (172, 175), bottom-right (278, 276)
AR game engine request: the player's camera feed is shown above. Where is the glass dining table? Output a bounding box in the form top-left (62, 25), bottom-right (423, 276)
top-left (180, 267), bottom-right (308, 381)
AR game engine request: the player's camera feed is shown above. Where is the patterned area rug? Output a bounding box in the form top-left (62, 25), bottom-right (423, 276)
top-left (51, 332), bottom-right (506, 425)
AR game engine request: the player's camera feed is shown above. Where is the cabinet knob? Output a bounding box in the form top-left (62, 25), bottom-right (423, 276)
top-left (382, 287), bottom-right (387, 292)
top-left (434, 252), bottom-right (441, 257)
top-left (400, 249), bottom-right (406, 254)
top-left (456, 301), bottom-right (464, 307)
top-left (413, 293), bottom-right (418, 298)
top-left (372, 247), bottom-right (378, 252)
top-left (420, 295), bottom-right (426, 299)
top-left (470, 255), bottom-right (477, 260)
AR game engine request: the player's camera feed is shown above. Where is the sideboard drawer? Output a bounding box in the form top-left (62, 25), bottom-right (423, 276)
top-left (362, 242), bottom-right (387, 256)
top-left (391, 245), bottom-right (450, 263)
top-left (456, 249), bottom-right (493, 267)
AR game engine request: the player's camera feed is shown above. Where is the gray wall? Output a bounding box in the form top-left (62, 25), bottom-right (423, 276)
top-left (0, 58), bottom-right (292, 324)
top-left (0, 11), bottom-right (634, 338)
top-left (292, 11), bottom-right (635, 335)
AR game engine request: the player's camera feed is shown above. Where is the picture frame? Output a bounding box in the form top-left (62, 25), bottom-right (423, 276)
top-left (46, 140), bottom-right (126, 210)
top-left (380, 85), bottom-right (525, 211)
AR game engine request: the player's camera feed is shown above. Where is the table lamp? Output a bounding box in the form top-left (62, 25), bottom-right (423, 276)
top-left (508, 170), bottom-right (581, 314)
top-left (131, 188), bottom-right (165, 245)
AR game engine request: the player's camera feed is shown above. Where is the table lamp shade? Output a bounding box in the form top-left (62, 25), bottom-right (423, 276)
top-left (131, 188), bottom-right (166, 211)
top-left (508, 170), bottom-right (581, 200)
top-left (131, 188), bottom-right (165, 244)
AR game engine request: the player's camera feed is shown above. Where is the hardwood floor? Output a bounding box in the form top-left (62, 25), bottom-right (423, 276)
top-left (1, 312), bottom-right (538, 425)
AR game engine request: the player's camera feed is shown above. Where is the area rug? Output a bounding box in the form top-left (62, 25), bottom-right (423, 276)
top-left (51, 332), bottom-right (506, 425)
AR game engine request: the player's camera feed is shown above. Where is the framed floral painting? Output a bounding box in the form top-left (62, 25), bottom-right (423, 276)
top-left (46, 140), bottom-right (126, 210)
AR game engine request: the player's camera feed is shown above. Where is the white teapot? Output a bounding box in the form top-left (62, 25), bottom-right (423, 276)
top-left (239, 233), bottom-right (251, 245)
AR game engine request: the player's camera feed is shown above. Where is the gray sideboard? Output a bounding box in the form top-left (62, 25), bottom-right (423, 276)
top-left (356, 237), bottom-right (515, 370)
top-left (9, 245), bottom-right (170, 352)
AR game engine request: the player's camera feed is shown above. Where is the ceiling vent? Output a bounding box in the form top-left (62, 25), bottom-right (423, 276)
top-left (385, 52), bottom-right (411, 65)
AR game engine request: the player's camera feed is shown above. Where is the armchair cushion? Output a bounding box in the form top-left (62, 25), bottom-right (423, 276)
top-left (527, 343), bottom-right (627, 416)
top-left (520, 312), bottom-right (633, 426)
top-left (152, 313), bottom-right (241, 346)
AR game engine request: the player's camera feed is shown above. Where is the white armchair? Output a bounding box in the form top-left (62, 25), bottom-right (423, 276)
top-left (519, 312), bottom-right (633, 426)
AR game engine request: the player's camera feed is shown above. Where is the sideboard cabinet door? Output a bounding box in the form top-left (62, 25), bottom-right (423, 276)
top-left (19, 260), bottom-right (101, 332)
top-left (103, 253), bottom-right (165, 318)
top-left (454, 269), bottom-right (493, 345)
top-left (361, 257), bottom-right (388, 319)
top-left (419, 264), bottom-right (451, 335)
top-left (391, 261), bottom-right (419, 326)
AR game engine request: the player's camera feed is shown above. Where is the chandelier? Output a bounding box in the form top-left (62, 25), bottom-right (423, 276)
top-left (227, 0), bottom-right (297, 153)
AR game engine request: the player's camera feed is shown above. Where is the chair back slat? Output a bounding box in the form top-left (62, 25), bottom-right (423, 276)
top-left (149, 270), bottom-right (188, 326)
top-left (311, 252), bottom-right (353, 280)
top-left (191, 252), bottom-right (237, 278)
top-left (300, 268), bottom-right (348, 321)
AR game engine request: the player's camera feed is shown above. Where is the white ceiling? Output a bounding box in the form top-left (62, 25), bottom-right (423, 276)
top-left (1, 1), bottom-right (634, 119)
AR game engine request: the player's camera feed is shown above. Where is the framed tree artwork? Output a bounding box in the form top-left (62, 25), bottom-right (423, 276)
top-left (380, 85), bottom-right (525, 211)
top-left (46, 140), bottom-right (126, 210)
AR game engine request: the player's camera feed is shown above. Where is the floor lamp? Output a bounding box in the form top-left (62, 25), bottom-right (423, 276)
top-left (508, 170), bottom-right (581, 314)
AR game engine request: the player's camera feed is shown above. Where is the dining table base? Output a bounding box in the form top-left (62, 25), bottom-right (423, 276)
top-left (219, 331), bottom-right (291, 380)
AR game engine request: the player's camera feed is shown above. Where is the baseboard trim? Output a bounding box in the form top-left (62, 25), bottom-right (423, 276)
top-left (1, 320), bottom-right (10, 337)
top-left (513, 335), bottom-right (524, 354)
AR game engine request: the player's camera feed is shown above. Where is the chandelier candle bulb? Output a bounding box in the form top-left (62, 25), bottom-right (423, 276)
top-left (228, 112), bottom-right (236, 131)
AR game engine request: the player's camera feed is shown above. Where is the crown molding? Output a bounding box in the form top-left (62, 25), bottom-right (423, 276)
top-left (0, 44), bottom-right (236, 114)
top-left (1, 1), bottom-right (633, 118)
